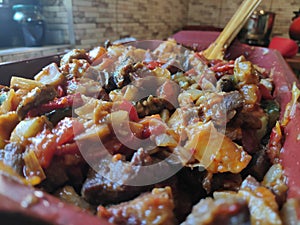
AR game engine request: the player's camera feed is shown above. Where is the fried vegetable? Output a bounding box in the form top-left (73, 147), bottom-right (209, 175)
top-left (23, 149), bottom-right (46, 185)
top-left (237, 176), bottom-right (282, 225)
top-left (34, 63), bottom-right (65, 87)
top-left (0, 89), bottom-right (17, 114)
top-left (10, 116), bottom-right (49, 146)
top-left (184, 121), bottom-right (251, 173)
top-left (16, 85), bottom-right (57, 119)
top-left (233, 56), bottom-right (259, 86)
top-left (0, 112), bottom-right (19, 148)
top-left (10, 76), bottom-right (43, 91)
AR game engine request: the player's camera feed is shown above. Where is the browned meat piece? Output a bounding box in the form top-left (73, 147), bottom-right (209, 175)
top-left (0, 142), bottom-right (24, 175)
top-left (60, 49), bottom-right (91, 66)
top-left (81, 150), bottom-right (152, 205)
top-left (202, 91), bottom-right (243, 127)
top-left (181, 197), bottom-right (250, 225)
top-left (39, 158), bottom-right (69, 193)
top-left (136, 95), bottom-right (171, 117)
top-left (40, 156), bottom-right (87, 193)
top-left (81, 168), bottom-right (146, 206)
top-left (241, 147), bottom-right (271, 181)
top-left (210, 173), bottom-right (243, 193)
top-left (81, 149), bottom-right (173, 206)
top-left (97, 186), bottom-right (177, 225)
top-left (16, 85), bottom-right (57, 119)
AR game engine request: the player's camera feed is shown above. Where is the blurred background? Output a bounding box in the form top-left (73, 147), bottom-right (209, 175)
top-left (0, 0), bottom-right (299, 63)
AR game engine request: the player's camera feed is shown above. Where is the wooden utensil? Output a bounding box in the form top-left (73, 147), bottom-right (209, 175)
top-left (203, 0), bottom-right (262, 60)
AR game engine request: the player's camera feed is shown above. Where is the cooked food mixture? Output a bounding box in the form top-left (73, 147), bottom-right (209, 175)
top-left (0, 39), bottom-right (297, 224)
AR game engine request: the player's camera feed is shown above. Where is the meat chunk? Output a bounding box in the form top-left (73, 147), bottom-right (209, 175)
top-left (201, 91), bottom-right (243, 127)
top-left (81, 149), bottom-right (173, 206)
top-left (181, 197), bottom-right (250, 225)
top-left (97, 186), bottom-right (177, 225)
top-left (81, 168), bottom-right (145, 206)
top-left (81, 150), bottom-right (152, 205)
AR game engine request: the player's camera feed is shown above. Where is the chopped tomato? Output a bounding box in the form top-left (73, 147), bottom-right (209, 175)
top-left (31, 129), bottom-right (57, 168)
top-left (53, 117), bottom-right (85, 146)
top-left (144, 61), bottom-right (164, 70)
top-left (31, 117), bottom-right (84, 168)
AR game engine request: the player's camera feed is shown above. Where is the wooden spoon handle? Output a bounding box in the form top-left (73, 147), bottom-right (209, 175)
top-left (203, 0), bottom-right (262, 60)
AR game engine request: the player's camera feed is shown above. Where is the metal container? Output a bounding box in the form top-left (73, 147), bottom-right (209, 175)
top-left (238, 10), bottom-right (276, 47)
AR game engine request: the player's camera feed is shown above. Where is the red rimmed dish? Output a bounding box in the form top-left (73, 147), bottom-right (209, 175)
top-left (0, 32), bottom-right (299, 224)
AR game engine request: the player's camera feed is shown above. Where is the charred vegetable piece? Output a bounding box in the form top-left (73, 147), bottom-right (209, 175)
top-left (97, 187), bottom-right (176, 225)
top-left (261, 100), bottom-right (280, 131)
top-left (182, 197), bottom-right (250, 225)
top-left (34, 63), bottom-right (65, 87)
top-left (27, 93), bottom-right (83, 117)
top-left (183, 121), bottom-right (251, 173)
top-left (16, 85), bottom-right (57, 119)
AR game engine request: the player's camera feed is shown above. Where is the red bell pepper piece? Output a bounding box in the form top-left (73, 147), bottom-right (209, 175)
top-left (32, 117), bottom-right (84, 168)
top-left (144, 61), bottom-right (164, 70)
top-left (27, 93), bottom-right (83, 117)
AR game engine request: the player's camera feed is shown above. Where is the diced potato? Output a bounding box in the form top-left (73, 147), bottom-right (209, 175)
top-left (0, 89), bottom-right (16, 114)
top-left (123, 85), bottom-right (139, 101)
top-left (34, 63), bottom-right (65, 87)
top-left (88, 46), bottom-right (106, 62)
top-left (75, 123), bottom-right (110, 142)
top-left (0, 112), bottom-right (19, 148)
top-left (10, 116), bottom-right (48, 145)
top-left (153, 67), bottom-right (171, 79)
top-left (10, 76), bottom-right (43, 91)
